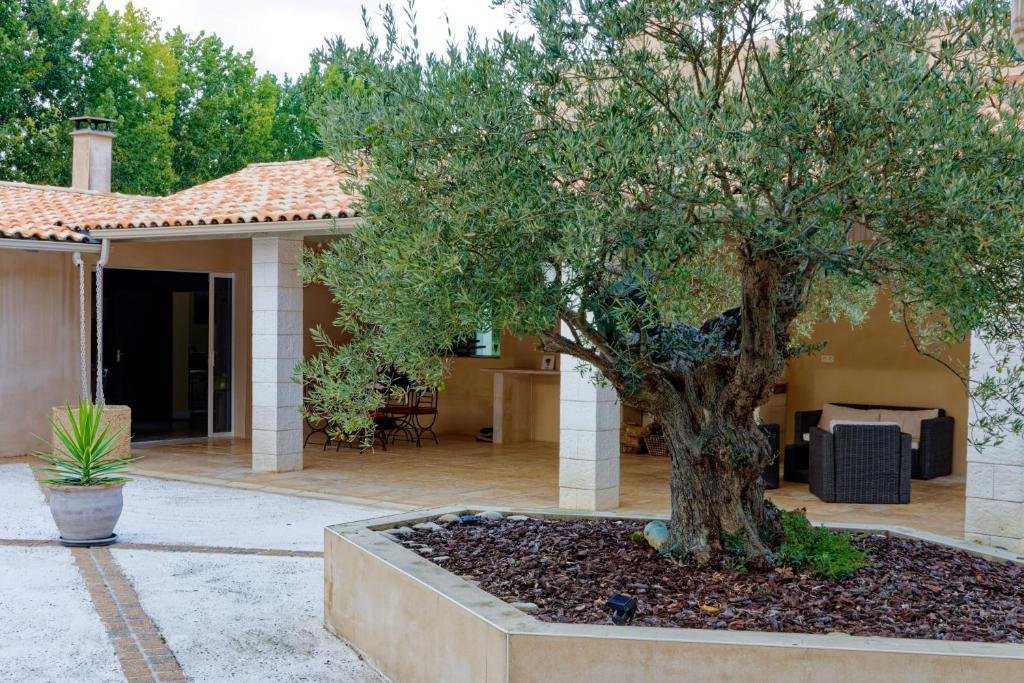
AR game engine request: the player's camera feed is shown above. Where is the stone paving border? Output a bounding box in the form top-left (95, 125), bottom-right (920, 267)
top-left (4, 462), bottom-right (341, 682)
top-left (115, 542), bottom-right (323, 558)
top-left (0, 537), bottom-right (323, 682)
top-left (0, 538), bottom-right (322, 558)
top-left (72, 546), bottom-right (187, 683)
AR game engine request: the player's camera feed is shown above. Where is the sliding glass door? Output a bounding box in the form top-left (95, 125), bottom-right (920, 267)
top-left (209, 274), bottom-right (234, 436)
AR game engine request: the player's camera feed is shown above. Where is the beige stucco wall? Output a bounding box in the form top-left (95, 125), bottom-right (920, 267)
top-left (303, 280), bottom-right (348, 355)
top-left (3, 236), bottom-right (560, 453)
top-left (0, 238), bottom-right (256, 455)
top-left (3, 242), bottom-right (967, 466)
top-left (302, 284), bottom-right (559, 443)
top-left (785, 293), bottom-right (970, 475)
top-left (0, 250), bottom-right (82, 456)
top-left (435, 335), bottom-right (557, 441)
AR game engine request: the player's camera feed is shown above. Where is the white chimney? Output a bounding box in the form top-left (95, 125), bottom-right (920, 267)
top-left (70, 116), bottom-right (114, 192)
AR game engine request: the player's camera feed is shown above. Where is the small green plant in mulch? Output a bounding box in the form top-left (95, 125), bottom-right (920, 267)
top-left (720, 530), bottom-right (750, 574)
top-left (775, 510), bottom-right (869, 579)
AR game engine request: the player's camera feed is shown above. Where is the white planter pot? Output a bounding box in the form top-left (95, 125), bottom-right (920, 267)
top-left (46, 483), bottom-right (125, 546)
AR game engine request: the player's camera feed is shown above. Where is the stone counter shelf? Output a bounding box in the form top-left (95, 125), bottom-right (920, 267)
top-left (480, 368), bottom-right (560, 444)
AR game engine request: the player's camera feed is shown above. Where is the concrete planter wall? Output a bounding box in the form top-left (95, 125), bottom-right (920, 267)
top-left (324, 508), bottom-right (1024, 683)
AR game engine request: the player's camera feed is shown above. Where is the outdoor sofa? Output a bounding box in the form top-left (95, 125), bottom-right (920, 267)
top-left (808, 423), bottom-right (912, 504)
top-left (784, 402), bottom-right (954, 483)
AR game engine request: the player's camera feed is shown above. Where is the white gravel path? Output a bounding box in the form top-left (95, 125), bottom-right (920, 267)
top-left (0, 460), bottom-right (398, 681)
top-left (0, 546), bottom-right (124, 683)
top-left (0, 462), bottom-right (393, 551)
top-left (114, 549), bottom-right (385, 683)
top-left (0, 463), bottom-right (57, 539)
top-left (118, 475), bottom-right (396, 551)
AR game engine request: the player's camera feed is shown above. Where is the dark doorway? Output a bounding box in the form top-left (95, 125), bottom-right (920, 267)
top-left (95, 269), bottom-right (216, 441)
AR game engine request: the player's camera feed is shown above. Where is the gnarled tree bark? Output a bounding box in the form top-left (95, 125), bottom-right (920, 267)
top-left (544, 251), bottom-right (811, 566)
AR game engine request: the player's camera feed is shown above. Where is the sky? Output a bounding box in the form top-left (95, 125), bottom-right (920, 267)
top-left (89, 1), bottom-right (525, 78)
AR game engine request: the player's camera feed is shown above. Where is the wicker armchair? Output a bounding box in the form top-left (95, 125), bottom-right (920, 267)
top-left (809, 423), bottom-right (911, 504)
top-left (791, 403), bottom-right (953, 480)
top-left (915, 415), bottom-right (955, 479)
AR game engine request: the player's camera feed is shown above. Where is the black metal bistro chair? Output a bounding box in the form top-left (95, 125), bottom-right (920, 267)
top-left (332, 409), bottom-right (403, 452)
top-left (304, 412), bottom-right (333, 450)
top-left (386, 389), bottom-right (439, 447)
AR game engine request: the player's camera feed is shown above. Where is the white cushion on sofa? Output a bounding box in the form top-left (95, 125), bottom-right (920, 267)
top-left (820, 403), bottom-right (881, 427)
top-left (878, 409), bottom-right (939, 441)
top-left (829, 419), bottom-right (901, 432)
top-left (803, 418), bottom-right (893, 440)
top-left (803, 425), bottom-right (917, 449)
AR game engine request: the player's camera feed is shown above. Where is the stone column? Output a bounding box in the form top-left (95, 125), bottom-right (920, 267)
top-left (558, 354), bottom-right (620, 510)
top-left (965, 333), bottom-right (1024, 553)
top-left (251, 236), bottom-right (304, 473)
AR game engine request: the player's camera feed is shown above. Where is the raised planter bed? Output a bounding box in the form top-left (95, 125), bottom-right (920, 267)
top-left (324, 508), bottom-right (1024, 683)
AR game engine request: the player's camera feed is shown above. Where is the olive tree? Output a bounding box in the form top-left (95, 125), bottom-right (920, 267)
top-left (303, 0), bottom-right (1024, 565)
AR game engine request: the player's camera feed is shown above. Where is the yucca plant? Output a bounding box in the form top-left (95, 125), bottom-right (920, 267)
top-left (36, 400), bottom-right (135, 486)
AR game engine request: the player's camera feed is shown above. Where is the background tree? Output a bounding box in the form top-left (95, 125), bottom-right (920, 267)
top-left (168, 28), bottom-right (282, 187)
top-left (272, 37), bottom-right (357, 160)
top-left (0, 0), bottom-right (89, 187)
top-left (304, 0), bottom-right (1024, 565)
top-left (81, 2), bottom-right (178, 194)
top-left (0, 0), bottom-right (332, 194)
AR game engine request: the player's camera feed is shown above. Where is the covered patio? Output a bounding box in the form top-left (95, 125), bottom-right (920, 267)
top-left (130, 437), bottom-right (967, 539)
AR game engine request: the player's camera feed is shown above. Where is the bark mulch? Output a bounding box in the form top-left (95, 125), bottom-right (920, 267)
top-left (397, 518), bottom-right (1024, 643)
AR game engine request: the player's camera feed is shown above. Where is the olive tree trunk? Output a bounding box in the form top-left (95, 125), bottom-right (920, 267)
top-left (654, 397), bottom-right (780, 565)
top-left (546, 255), bottom-right (800, 565)
top-left (642, 257), bottom-right (798, 565)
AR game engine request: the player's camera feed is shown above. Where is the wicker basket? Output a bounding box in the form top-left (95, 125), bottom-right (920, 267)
top-left (621, 422), bottom-right (651, 454)
top-left (643, 433), bottom-right (669, 457)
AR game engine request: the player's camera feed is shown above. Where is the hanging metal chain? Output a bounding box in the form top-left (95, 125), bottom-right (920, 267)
top-left (74, 253), bottom-right (89, 401)
top-left (95, 260), bottom-right (105, 405)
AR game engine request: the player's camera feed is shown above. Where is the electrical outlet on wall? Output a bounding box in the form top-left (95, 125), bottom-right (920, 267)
top-left (821, 354), bottom-right (835, 363)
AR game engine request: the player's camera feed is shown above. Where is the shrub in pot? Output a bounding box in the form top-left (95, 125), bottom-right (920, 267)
top-left (35, 401), bottom-right (136, 546)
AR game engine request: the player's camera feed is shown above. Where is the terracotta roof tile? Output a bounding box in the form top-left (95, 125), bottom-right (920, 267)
top-left (0, 182), bottom-right (155, 242)
top-left (0, 157), bottom-right (357, 242)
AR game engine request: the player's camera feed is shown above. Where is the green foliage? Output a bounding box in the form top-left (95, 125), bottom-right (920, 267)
top-left (81, 2), bottom-right (178, 194)
top-left (776, 511), bottom-right (869, 579)
top-left (273, 37), bottom-right (357, 160)
top-left (168, 28), bottom-right (283, 186)
top-left (0, 0), bottom-right (330, 194)
top-left (305, 0), bottom-right (1024, 557)
top-left (720, 530), bottom-right (751, 573)
top-left (0, 0), bottom-right (89, 187)
top-left (306, 0), bottom-right (1024, 445)
top-left (34, 401), bottom-right (136, 486)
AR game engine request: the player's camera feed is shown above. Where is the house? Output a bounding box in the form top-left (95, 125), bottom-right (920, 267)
top-left (1, 117), bottom-right (557, 460)
top-left (1, 117), bottom-right (1021, 554)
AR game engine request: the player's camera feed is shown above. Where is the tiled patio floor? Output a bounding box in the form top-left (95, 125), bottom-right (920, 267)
top-left (131, 436), bottom-right (967, 539)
